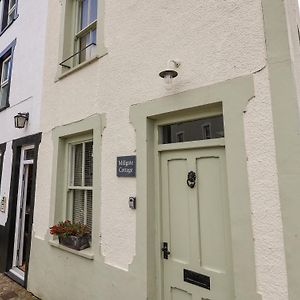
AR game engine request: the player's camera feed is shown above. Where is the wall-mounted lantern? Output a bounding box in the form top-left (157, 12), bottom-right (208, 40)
top-left (159, 60), bottom-right (181, 88)
top-left (14, 113), bottom-right (29, 129)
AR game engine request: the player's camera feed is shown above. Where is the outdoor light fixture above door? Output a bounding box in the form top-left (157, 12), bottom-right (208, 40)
top-left (14, 113), bottom-right (29, 129)
top-left (159, 59), bottom-right (181, 88)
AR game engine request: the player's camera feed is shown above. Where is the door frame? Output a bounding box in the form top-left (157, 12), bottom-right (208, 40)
top-left (154, 112), bottom-right (228, 300)
top-left (11, 145), bottom-right (34, 278)
top-left (129, 75), bottom-right (262, 300)
top-left (4, 133), bottom-right (41, 287)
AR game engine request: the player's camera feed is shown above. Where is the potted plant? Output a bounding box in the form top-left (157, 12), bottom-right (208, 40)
top-left (50, 220), bottom-right (91, 251)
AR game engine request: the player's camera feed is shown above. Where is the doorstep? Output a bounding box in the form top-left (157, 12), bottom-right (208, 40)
top-left (0, 274), bottom-right (39, 300)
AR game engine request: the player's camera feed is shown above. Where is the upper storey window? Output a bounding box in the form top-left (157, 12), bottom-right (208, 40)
top-left (1, 0), bottom-right (18, 31)
top-left (0, 41), bottom-right (15, 111)
top-left (1, 54), bottom-right (11, 103)
top-left (76, 0), bottom-right (97, 63)
top-left (59, 0), bottom-right (106, 76)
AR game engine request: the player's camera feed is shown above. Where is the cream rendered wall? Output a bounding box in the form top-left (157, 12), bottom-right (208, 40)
top-left (30, 0), bottom-right (287, 299)
top-left (245, 69), bottom-right (288, 300)
top-left (0, 0), bottom-right (48, 226)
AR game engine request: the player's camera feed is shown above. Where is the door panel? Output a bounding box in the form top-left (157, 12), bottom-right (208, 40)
top-left (197, 156), bottom-right (226, 271)
top-left (168, 159), bottom-right (189, 263)
top-left (160, 147), bottom-right (234, 300)
top-left (171, 287), bottom-right (192, 300)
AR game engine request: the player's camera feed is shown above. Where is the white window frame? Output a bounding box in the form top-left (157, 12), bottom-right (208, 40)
top-left (8, 0), bottom-right (16, 23)
top-left (74, 0), bottom-right (97, 65)
top-left (66, 137), bottom-right (93, 231)
top-left (1, 55), bottom-right (11, 87)
top-left (75, 0), bottom-right (97, 37)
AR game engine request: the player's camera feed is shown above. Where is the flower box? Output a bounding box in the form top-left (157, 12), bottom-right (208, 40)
top-left (58, 234), bottom-right (90, 251)
top-left (50, 220), bottom-right (91, 251)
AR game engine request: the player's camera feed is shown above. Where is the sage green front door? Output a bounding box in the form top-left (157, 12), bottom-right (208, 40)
top-left (160, 147), bottom-right (234, 300)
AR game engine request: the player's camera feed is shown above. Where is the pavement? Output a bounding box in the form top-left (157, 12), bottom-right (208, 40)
top-left (0, 274), bottom-right (39, 300)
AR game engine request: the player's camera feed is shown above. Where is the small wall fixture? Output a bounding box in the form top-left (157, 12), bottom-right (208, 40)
top-left (159, 60), bottom-right (181, 88)
top-left (14, 113), bottom-right (29, 129)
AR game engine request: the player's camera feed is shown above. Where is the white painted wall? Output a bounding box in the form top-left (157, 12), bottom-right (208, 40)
top-left (31, 0), bottom-right (288, 299)
top-left (0, 0), bottom-right (48, 226)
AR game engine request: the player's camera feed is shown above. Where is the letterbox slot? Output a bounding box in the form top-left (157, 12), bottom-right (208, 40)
top-left (183, 269), bottom-right (210, 290)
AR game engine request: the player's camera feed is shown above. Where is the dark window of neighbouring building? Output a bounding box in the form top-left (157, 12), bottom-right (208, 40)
top-left (0, 40), bottom-right (16, 111)
top-left (1, 0), bottom-right (17, 31)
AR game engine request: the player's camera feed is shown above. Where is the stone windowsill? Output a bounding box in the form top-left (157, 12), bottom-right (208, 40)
top-left (49, 239), bottom-right (94, 260)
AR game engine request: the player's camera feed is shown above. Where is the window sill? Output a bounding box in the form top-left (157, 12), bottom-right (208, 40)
top-left (55, 49), bottom-right (107, 81)
top-left (49, 239), bottom-right (94, 260)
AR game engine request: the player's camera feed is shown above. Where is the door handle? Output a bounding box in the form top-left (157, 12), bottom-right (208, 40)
top-left (161, 242), bottom-right (171, 259)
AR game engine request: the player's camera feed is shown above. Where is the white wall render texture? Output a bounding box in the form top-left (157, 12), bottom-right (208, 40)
top-left (0, 0), bottom-right (48, 226)
top-left (30, 0), bottom-right (288, 299)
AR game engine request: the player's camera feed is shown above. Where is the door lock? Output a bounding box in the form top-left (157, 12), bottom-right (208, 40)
top-left (187, 171), bottom-right (196, 188)
top-left (161, 242), bottom-right (171, 259)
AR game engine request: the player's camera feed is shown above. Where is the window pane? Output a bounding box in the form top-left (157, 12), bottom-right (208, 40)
top-left (9, 0), bottom-right (16, 9)
top-left (87, 190), bottom-right (93, 232)
top-left (8, 9), bottom-right (15, 24)
top-left (1, 0), bottom-right (9, 29)
top-left (79, 33), bottom-right (90, 63)
top-left (160, 115), bottom-right (224, 144)
top-left (24, 148), bottom-right (35, 160)
top-left (0, 84), bottom-right (9, 109)
top-left (89, 0), bottom-right (97, 23)
top-left (84, 141), bottom-right (93, 186)
top-left (91, 28), bottom-right (96, 44)
top-left (1, 57), bottom-right (11, 84)
top-left (80, 0), bottom-right (88, 30)
top-left (202, 124), bottom-right (212, 139)
top-left (73, 144), bottom-right (83, 186)
top-left (73, 190), bottom-right (85, 224)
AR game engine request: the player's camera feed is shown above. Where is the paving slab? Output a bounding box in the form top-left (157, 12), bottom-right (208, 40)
top-left (0, 274), bottom-right (39, 300)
